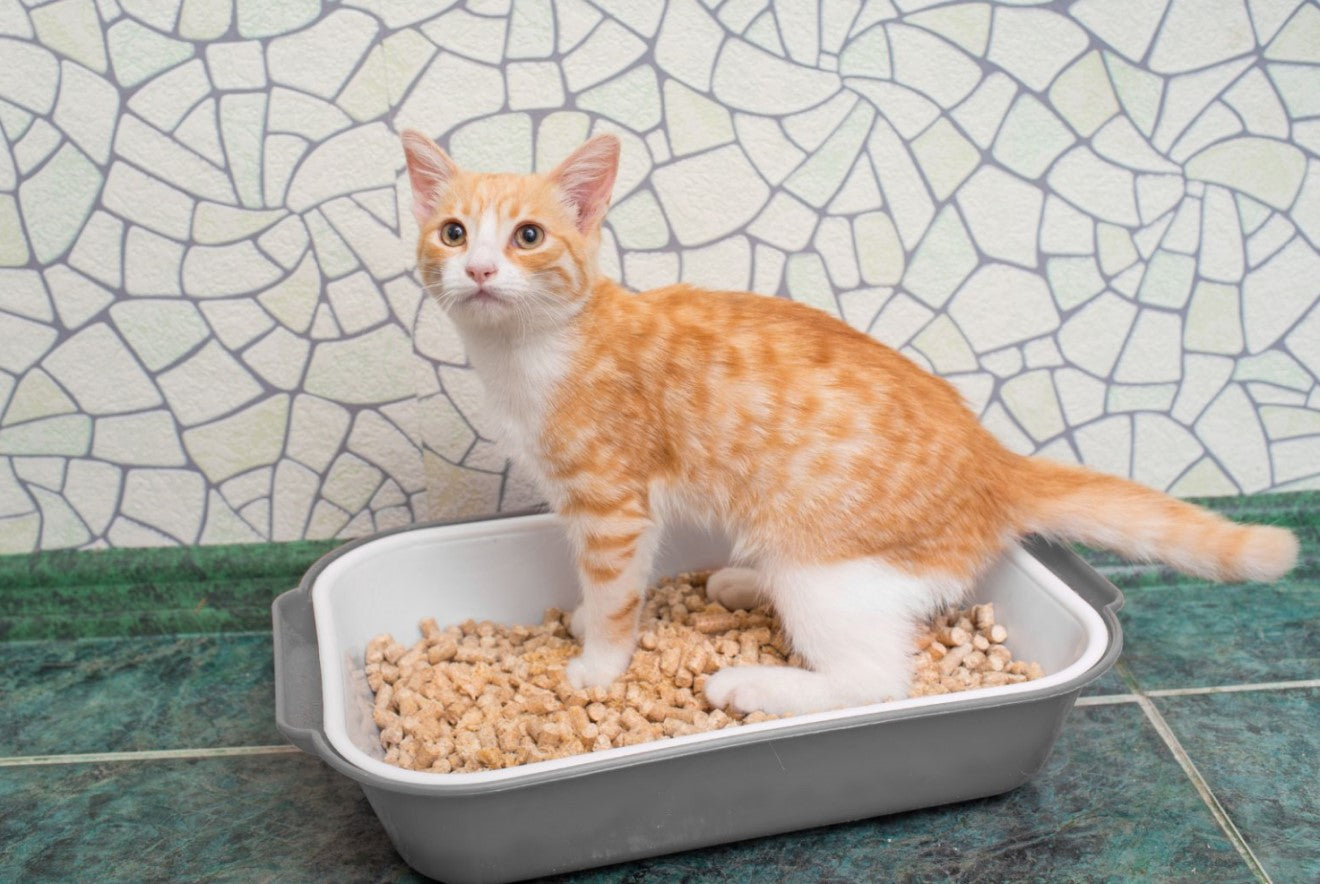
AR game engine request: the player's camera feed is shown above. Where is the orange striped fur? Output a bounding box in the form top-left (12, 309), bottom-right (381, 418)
top-left (402, 131), bottom-right (1299, 715)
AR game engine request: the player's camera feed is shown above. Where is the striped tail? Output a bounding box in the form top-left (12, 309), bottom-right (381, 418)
top-left (1013, 457), bottom-right (1298, 583)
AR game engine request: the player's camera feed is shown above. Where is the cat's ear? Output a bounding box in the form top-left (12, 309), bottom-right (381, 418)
top-left (401, 129), bottom-right (458, 227)
top-left (550, 134), bottom-right (619, 233)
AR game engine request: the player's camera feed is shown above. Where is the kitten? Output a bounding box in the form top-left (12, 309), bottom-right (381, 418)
top-left (401, 130), bottom-right (1299, 716)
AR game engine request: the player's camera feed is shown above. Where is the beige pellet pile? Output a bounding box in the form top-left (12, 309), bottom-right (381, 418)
top-left (366, 572), bottom-right (1043, 774)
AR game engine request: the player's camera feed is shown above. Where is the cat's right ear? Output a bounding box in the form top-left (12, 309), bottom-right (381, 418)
top-left (401, 129), bottom-right (458, 227)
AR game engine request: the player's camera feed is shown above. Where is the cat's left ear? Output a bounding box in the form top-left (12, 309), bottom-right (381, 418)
top-left (401, 129), bottom-right (458, 227)
top-left (550, 134), bottom-right (619, 233)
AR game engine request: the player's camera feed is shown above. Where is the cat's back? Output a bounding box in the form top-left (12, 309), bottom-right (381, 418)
top-left (600, 283), bottom-right (963, 409)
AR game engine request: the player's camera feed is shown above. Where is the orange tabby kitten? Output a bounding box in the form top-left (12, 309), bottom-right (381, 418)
top-left (401, 130), bottom-right (1299, 715)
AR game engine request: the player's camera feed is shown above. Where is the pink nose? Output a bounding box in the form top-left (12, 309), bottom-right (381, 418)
top-left (466, 262), bottom-right (497, 284)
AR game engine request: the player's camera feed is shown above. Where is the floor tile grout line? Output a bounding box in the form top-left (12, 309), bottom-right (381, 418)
top-left (1075, 678), bottom-right (1320, 707)
top-left (0, 745), bottom-right (301, 768)
top-left (1134, 695), bottom-right (1273, 884)
top-left (1074, 693), bottom-right (1140, 706)
top-left (1146, 679), bottom-right (1320, 697)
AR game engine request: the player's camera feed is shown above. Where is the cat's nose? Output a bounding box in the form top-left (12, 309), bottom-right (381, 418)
top-left (466, 262), bottom-right (497, 284)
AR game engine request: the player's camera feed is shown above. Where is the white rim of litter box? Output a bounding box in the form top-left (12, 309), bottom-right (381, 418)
top-left (314, 515), bottom-right (1110, 788)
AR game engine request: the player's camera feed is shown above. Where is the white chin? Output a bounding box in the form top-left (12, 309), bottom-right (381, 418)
top-left (448, 294), bottom-right (513, 326)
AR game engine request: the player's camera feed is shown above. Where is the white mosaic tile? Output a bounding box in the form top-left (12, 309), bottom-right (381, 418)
top-left (1045, 257), bottom-right (1105, 311)
top-left (1246, 213), bottom-right (1296, 267)
top-left (910, 117), bottom-right (978, 202)
top-left (347, 408), bottom-right (424, 493)
top-left (682, 235), bottom-right (752, 293)
top-left (993, 94), bottom-right (1075, 181)
top-left (652, 145), bottom-right (769, 246)
top-left (421, 8), bottom-right (506, 66)
top-left (664, 79), bottom-right (734, 157)
top-left (394, 52), bottom-right (504, 137)
top-left (43, 267), bottom-right (110, 331)
top-left (1132, 412), bottom-right (1204, 492)
top-left (1171, 101), bottom-right (1244, 165)
top-left (304, 325), bottom-right (418, 404)
top-left (157, 340), bottom-right (263, 426)
top-left (109, 299), bottom-right (207, 371)
top-left (122, 227), bottom-right (183, 296)
top-left (1058, 292), bottom-right (1137, 377)
top-left (91, 410), bottom-right (185, 466)
top-left (103, 162), bottom-right (193, 241)
top-left (733, 113), bottom-right (804, 186)
top-left (781, 92), bottom-right (855, 153)
top-left (1048, 146), bottom-right (1139, 226)
top-left (583, 68), bottom-right (665, 131)
top-left (1196, 384), bottom-right (1272, 492)
top-left (0, 270), bottom-right (52, 322)
top-left (712, 39), bottom-right (838, 114)
top-left (1108, 382), bottom-right (1177, 414)
top-left (867, 117), bottom-right (932, 248)
top-left (949, 264), bottom-right (1059, 353)
top-left (1243, 237), bottom-right (1320, 353)
top-left (506, 61), bottom-right (565, 112)
top-left (957, 167), bottom-right (1042, 269)
top-left (1115, 309), bottom-right (1183, 383)
top-left (1150, 0), bottom-right (1255, 74)
top-left (874, 296), bottom-right (933, 354)
top-left (243, 327), bottom-right (310, 390)
top-left (562, 18), bottom-right (645, 92)
top-left (4, 368), bottom-right (74, 426)
top-left (270, 458), bottom-right (318, 540)
top-left (19, 142), bottom-right (101, 263)
top-left (43, 322), bottom-right (161, 415)
top-left (989, 7), bottom-right (1087, 93)
top-left (1001, 370), bottom-right (1065, 443)
top-left (53, 61), bottom-right (118, 164)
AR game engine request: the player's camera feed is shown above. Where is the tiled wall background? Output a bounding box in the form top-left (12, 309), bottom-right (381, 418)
top-left (1, 0), bottom-right (1318, 551)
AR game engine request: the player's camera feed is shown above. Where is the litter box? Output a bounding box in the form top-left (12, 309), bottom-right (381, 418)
top-left (273, 510), bottom-right (1123, 883)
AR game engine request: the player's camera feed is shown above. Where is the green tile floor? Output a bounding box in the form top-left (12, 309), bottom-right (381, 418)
top-left (0, 494), bottom-right (1316, 882)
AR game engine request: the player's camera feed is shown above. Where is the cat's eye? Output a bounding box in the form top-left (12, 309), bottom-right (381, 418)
top-left (439, 221), bottom-right (466, 247)
top-left (513, 224), bottom-right (544, 249)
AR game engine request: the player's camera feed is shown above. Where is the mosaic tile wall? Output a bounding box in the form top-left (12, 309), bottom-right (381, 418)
top-left (1, 0), bottom-right (1319, 551)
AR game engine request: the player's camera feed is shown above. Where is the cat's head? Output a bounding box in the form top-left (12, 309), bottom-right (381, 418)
top-left (401, 130), bottom-right (619, 330)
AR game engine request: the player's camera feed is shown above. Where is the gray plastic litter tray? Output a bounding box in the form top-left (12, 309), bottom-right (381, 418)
top-left (274, 511), bottom-right (1123, 883)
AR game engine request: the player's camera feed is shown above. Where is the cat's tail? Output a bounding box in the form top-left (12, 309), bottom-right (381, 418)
top-left (1012, 457), bottom-right (1298, 583)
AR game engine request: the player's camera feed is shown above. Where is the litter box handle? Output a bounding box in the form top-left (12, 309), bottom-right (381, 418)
top-left (272, 586), bottom-right (326, 756)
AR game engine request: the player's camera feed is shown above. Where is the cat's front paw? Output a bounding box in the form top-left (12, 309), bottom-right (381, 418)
top-left (565, 646), bottom-right (631, 690)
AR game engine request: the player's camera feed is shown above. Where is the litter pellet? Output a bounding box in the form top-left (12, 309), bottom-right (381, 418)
top-left (367, 573), bottom-right (1044, 773)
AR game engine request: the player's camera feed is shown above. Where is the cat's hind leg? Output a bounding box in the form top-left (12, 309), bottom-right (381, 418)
top-left (705, 566), bottom-right (762, 610)
top-left (703, 558), bottom-right (962, 716)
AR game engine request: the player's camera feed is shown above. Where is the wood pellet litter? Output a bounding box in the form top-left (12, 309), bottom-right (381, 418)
top-left (366, 571), bottom-right (1044, 773)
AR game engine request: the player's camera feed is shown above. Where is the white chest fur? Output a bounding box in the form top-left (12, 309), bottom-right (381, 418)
top-left (458, 325), bottom-right (574, 495)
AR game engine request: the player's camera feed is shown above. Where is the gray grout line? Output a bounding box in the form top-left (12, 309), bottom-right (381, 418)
top-left (1075, 677), bottom-right (1320, 707)
top-left (1134, 695), bottom-right (1273, 884)
top-left (0, 745), bottom-right (301, 769)
top-left (1074, 692), bottom-right (1140, 706)
top-left (1147, 678), bottom-right (1320, 697)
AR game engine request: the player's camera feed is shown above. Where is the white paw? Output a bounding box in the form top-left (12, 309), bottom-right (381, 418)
top-left (706, 567), bottom-right (761, 610)
top-left (569, 604), bottom-right (587, 639)
top-left (703, 666), bottom-right (779, 714)
top-left (565, 646), bottom-right (631, 690)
